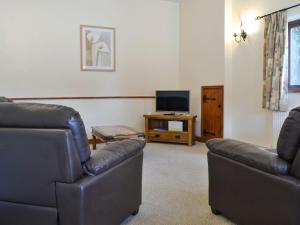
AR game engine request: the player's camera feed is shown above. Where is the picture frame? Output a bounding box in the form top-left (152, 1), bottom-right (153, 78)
top-left (80, 25), bottom-right (116, 72)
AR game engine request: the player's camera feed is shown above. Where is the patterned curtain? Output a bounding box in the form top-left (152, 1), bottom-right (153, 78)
top-left (262, 11), bottom-right (288, 112)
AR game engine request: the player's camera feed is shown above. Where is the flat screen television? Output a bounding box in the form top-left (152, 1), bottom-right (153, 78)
top-left (156, 90), bottom-right (190, 113)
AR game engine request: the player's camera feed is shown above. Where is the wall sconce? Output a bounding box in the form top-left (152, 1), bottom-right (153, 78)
top-left (233, 22), bottom-right (247, 43)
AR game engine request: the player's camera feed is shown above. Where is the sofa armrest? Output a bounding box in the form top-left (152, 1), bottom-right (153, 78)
top-left (56, 151), bottom-right (143, 225)
top-left (84, 139), bottom-right (146, 176)
top-left (206, 139), bottom-right (290, 175)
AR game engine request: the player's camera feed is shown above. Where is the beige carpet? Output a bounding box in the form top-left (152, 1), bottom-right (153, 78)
top-left (121, 142), bottom-right (234, 225)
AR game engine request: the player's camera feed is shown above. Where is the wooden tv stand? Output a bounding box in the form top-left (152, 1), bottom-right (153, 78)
top-left (143, 114), bottom-right (197, 146)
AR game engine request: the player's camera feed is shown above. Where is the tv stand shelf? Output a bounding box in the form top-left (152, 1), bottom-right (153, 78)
top-left (143, 114), bottom-right (197, 146)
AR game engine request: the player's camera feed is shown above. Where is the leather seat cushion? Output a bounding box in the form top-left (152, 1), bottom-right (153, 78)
top-left (0, 103), bottom-right (90, 162)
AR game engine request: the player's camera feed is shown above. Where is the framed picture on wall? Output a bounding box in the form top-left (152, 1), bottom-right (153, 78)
top-left (80, 25), bottom-right (116, 72)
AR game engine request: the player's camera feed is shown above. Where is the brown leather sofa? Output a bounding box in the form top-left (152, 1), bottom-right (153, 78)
top-left (206, 107), bottom-right (300, 225)
top-left (0, 102), bottom-right (145, 225)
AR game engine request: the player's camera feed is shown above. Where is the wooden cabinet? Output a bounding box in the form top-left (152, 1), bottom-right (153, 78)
top-left (143, 114), bottom-right (197, 146)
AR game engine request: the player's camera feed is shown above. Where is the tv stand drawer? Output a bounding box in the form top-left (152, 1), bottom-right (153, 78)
top-left (148, 131), bottom-right (169, 141)
top-left (169, 132), bottom-right (188, 142)
top-left (148, 131), bottom-right (188, 143)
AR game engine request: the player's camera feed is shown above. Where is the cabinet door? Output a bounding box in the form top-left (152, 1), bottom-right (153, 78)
top-left (201, 86), bottom-right (224, 142)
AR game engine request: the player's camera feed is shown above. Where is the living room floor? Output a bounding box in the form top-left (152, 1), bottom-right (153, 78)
top-left (116, 142), bottom-right (234, 225)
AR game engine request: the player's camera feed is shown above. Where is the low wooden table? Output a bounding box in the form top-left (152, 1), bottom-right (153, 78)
top-left (91, 125), bottom-right (144, 150)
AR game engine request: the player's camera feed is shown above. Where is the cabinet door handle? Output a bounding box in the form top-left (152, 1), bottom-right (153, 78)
top-left (175, 135), bottom-right (181, 139)
top-left (155, 134), bottom-right (160, 138)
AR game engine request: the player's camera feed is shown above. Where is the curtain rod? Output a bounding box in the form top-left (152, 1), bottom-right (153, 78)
top-left (256, 3), bottom-right (300, 20)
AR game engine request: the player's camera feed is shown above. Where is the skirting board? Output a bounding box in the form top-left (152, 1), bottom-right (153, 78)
top-left (196, 136), bottom-right (205, 143)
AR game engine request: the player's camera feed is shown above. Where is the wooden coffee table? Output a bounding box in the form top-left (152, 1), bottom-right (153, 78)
top-left (91, 125), bottom-right (144, 150)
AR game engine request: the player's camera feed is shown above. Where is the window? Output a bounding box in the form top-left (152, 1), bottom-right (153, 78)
top-left (288, 19), bottom-right (300, 92)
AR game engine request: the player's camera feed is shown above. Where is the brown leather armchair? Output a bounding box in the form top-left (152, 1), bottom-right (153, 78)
top-left (0, 102), bottom-right (145, 225)
top-left (207, 107), bottom-right (300, 225)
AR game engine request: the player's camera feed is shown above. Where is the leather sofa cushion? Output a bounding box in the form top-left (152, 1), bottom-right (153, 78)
top-left (0, 103), bottom-right (90, 162)
top-left (0, 97), bottom-right (12, 102)
top-left (84, 139), bottom-right (145, 175)
top-left (207, 139), bottom-right (289, 175)
top-left (277, 107), bottom-right (300, 161)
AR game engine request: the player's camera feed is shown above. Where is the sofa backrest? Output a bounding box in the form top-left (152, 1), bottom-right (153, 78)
top-left (0, 128), bottom-right (83, 207)
top-left (277, 107), bottom-right (300, 178)
top-left (277, 108), bottom-right (300, 162)
top-left (0, 103), bottom-right (91, 163)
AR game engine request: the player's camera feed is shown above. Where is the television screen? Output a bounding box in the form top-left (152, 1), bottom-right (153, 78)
top-left (156, 90), bottom-right (190, 112)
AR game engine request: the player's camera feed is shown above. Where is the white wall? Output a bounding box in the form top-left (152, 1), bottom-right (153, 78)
top-left (231, 0), bottom-right (300, 147)
top-left (224, 0), bottom-right (233, 138)
top-left (0, 0), bottom-right (180, 135)
top-left (179, 0), bottom-right (300, 146)
top-left (5, 0), bottom-right (298, 145)
top-left (179, 0), bottom-right (225, 136)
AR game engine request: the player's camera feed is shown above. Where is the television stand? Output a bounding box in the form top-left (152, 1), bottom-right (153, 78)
top-left (164, 112), bottom-right (188, 116)
top-left (164, 113), bottom-right (176, 116)
top-left (143, 114), bottom-right (197, 146)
